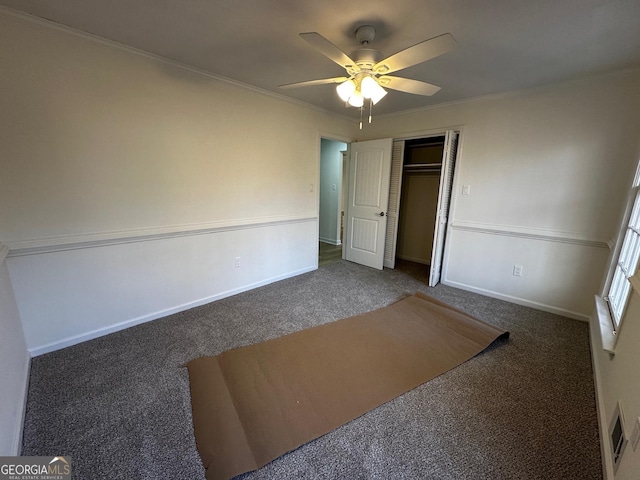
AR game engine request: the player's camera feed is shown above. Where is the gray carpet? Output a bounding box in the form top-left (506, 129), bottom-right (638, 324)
top-left (21, 260), bottom-right (602, 479)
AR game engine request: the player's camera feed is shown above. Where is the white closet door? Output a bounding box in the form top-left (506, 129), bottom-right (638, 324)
top-left (383, 140), bottom-right (405, 269)
top-left (429, 131), bottom-right (459, 286)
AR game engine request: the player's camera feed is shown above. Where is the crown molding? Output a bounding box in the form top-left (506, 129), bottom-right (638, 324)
top-left (376, 65), bottom-right (640, 121)
top-left (0, 6), bottom-right (355, 123)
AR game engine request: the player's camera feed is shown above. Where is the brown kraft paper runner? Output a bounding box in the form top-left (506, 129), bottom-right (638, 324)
top-left (187, 292), bottom-right (509, 480)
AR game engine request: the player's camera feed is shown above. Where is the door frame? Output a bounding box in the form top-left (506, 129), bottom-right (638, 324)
top-left (315, 125), bottom-right (464, 282)
top-left (317, 131), bottom-right (354, 265)
top-left (387, 126), bottom-right (465, 284)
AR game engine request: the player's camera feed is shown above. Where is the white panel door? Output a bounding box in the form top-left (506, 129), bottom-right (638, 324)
top-left (429, 131), bottom-right (459, 286)
top-left (345, 138), bottom-right (393, 270)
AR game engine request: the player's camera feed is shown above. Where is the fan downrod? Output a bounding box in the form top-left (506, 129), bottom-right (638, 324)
top-left (355, 25), bottom-right (376, 45)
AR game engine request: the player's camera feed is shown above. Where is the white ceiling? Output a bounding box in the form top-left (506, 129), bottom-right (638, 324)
top-left (3, 0), bottom-right (640, 119)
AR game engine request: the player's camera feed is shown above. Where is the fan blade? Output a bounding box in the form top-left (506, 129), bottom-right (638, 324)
top-left (279, 77), bottom-right (349, 89)
top-left (300, 32), bottom-right (359, 71)
top-left (374, 33), bottom-right (456, 75)
top-left (378, 76), bottom-right (441, 96)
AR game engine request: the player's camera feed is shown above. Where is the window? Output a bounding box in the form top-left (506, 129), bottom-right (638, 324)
top-left (605, 162), bottom-right (640, 331)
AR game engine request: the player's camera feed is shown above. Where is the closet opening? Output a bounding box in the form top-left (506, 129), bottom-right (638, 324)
top-left (396, 136), bottom-right (446, 274)
top-left (384, 130), bottom-right (459, 286)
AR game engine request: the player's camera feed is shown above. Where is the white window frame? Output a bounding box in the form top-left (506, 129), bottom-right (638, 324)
top-left (599, 161), bottom-right (640, 348)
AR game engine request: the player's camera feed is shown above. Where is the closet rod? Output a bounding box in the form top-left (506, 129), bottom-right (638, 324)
top-left (403, 163), bottom-right (442, 169)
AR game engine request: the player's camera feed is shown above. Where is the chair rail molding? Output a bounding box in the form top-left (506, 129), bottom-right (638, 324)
top-left (450, 220), bottom-right (609, 248)
top-left (6, 213), bottom-right (317, 257)
top-left (0, 242), bottom-right (9, 263)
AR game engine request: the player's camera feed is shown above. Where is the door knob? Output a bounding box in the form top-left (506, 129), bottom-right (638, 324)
top-left (377, 212), bottom-right (385, 217)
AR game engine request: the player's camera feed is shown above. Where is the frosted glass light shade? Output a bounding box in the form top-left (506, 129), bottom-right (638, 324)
top-left (348, 91), bottom-right (364, 107)
top-left (360, 76), bottom-right (378, 99)
top-left (370, 86), bottom-right (387, 105)
top-left (336, 79), bottom-right (356, 102)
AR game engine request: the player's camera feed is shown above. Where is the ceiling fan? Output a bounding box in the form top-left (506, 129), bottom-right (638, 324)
top-left (280, 25), bottom-right (456, 125)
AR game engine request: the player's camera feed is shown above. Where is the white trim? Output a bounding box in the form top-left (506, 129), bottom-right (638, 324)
top-left (0, 6), bottom-right (353, 123)
top-left (450, 220), bottom-right (609, 248)
top-left (393, 125), bottom-right (466, 143)
top-left (319, 237), bottom-right (341, 246)
top-left (594, 295), bottom-right (618, 353)
top-left (12, 353), bottom-right (30, 455)
top-left (589, 311), bottom-right (616, 480)
top-left (29, 265), bottom-right (316, 357)
top-left (0, 243), bottom-right (9, 263)
top-left (318, 131), bottom-right (354, 145)
top-left (7, 214), bottom-right (316, 257)
top-left (442, 279), bottom-right (590, 322)
top-left (357, 125), bottom-right (466, 144)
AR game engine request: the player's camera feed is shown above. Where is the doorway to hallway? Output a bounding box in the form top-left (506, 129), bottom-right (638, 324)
top-left (319, 137), bottom-right (347, 265)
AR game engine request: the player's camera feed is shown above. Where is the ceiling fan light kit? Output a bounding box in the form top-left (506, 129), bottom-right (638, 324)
top-left (348, 91), bottom-right (364, 108)
top-left (336, 78), bottom-right (356, 101)
top-left (337, 74), bottom-right (386, 103)
top-left (360, 75), bottom-right (387, 103)
top-left (280, 25), bottom-right (456, 128)
top-left (337, 72), bottom-right (389, 128)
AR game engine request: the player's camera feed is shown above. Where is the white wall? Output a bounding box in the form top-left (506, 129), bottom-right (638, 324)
top-left (319, 139), bottom-right (346, 245)
top-left (0, 245), bottom-right (30, 455)
top-left (359, 68), bottom-right (640, 319)
top-left (3, 10), bottom-right (640, 478)
top-left (0, 11), bottom-right (356, 354)
top-left (396, 174), bottom-right (440, 264)
top-left (361, 70), bottom-right (640, 479)
top-left (7, 222), bottom-right (317, 355)
top-left (591, 289), bottom-right (640, 480)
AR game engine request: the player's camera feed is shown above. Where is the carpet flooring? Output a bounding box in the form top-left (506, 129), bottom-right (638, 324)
top-left (21, 260), bottom-right (602, 479)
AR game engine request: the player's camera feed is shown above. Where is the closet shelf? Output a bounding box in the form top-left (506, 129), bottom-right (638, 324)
top-left (403, 163), bottom-right (442, 169)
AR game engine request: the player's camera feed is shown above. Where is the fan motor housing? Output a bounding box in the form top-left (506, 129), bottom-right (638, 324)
top-left (350, 48), bottom-right (384, 71)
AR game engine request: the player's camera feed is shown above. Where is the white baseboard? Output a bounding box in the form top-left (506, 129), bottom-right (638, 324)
top-left (29, 265), bottom-right (316, 357)
top-left (442, 279), bottom-right (590, 322)
top-left (12, 351), bottom-right (30, 455)
top-left (319, 237), bottom-right (341, 246)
